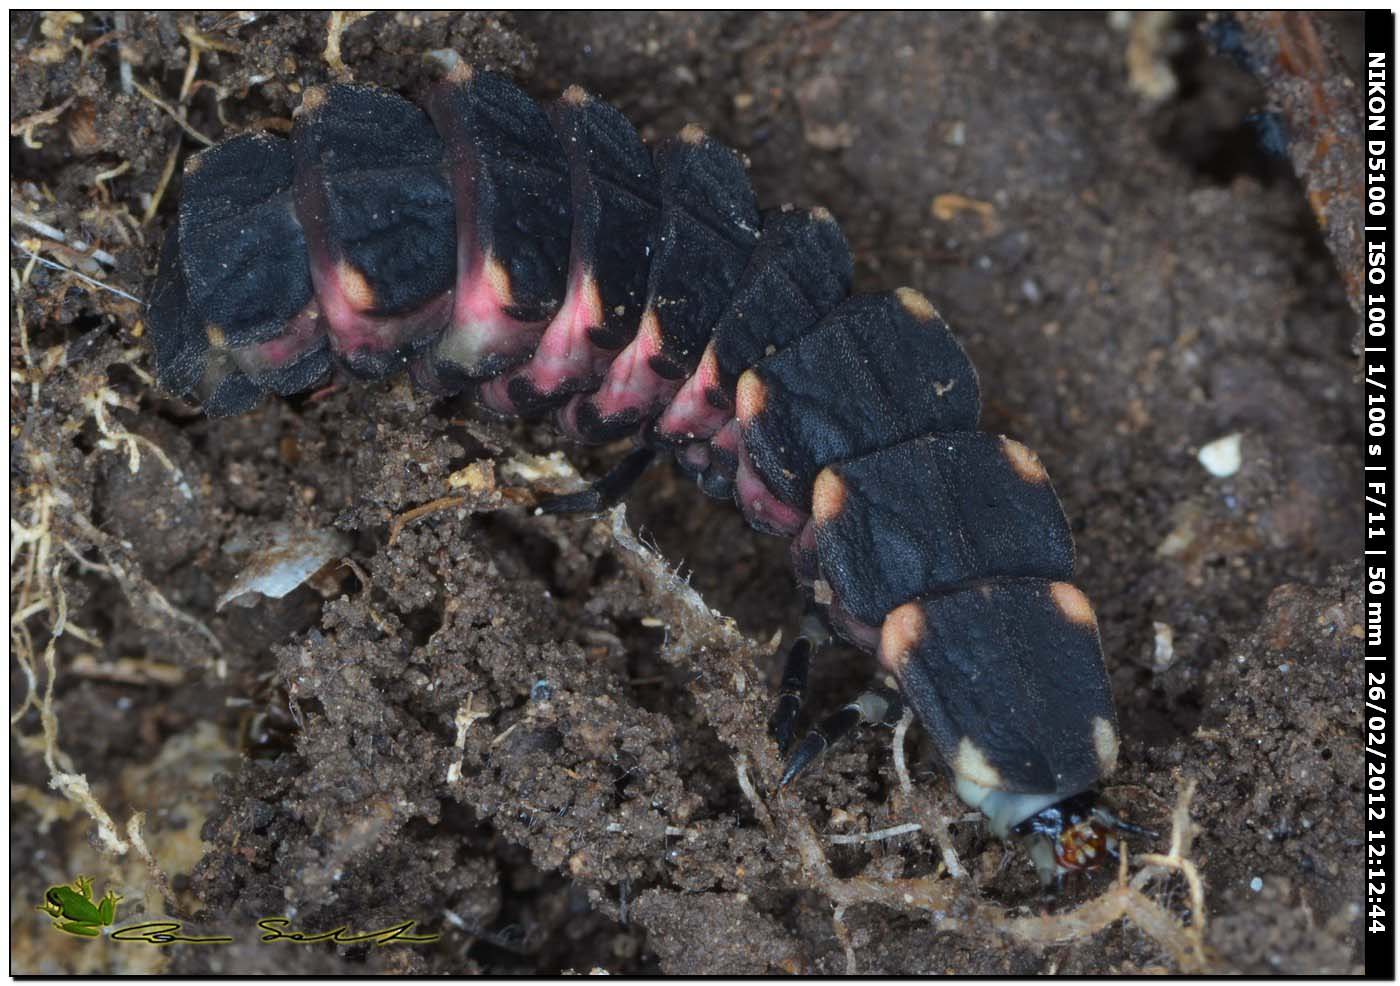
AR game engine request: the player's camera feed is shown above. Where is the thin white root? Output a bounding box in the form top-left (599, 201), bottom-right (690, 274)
top-left (9, 240), bottom-right (143, 304)
top-left (892, 707), bottom-right (914, 796)
top-left (10, 209), bottom-right (120, 267)
top-left (446, 693), bottom-right (490, 784)
top-left (735, 754), bottom-right (775, 834)
top-left (828, 821), bottom-right (922, 845)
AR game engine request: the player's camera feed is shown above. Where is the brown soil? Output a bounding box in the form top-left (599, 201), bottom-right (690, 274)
top-left (10, 11), bottom-right (1363, 974)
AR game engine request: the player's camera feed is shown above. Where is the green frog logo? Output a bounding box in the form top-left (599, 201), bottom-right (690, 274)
top-left (37, 875), bottom-right (123, 938)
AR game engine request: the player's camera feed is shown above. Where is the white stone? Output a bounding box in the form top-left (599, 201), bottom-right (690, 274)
top-left (1198, 432), bottom-right (1243, 478)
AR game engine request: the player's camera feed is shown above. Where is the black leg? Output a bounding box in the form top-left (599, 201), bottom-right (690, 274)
top-left (767, 609), bottom-right (830, 755)
top-left (536, 446), bottom-right (656, 515)
top-left (780, 686), bottom-right (904, 788)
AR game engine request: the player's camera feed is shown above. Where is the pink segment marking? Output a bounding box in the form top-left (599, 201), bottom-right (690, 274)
top-left (433, 252), bottom-right (547, 378)
top-left (312, 256), bottom-right (452, 366)
top-left (232, 303), bottom-right (326, 376)
top-left (653, 340), bottom-right (731, 443)
top-left (478, 268), bottom-right (609, 414)
top-left (556, 311), bottom-right (681, 442)
top-left (734, 439), bottom-right (807, 537)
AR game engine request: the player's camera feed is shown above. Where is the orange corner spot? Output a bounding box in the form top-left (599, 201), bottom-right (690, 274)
top-left (809, 205), bottom-right (834, 224)
top-left (878, 602), bottom-right (926, 676)
top-left (1000, 436), bottom-right (1049, 483)
top-left (1050, 582), bottom-right (1097, 627)
top-left (337, 261), bottom-right (376, 312)
top-left (561, 84), bottom-right (589, 106)
top-left (735, 371), bottom-right (767, 425)
top-left (895, 287), bottom-right (936, 322)
top-left (577, 273), bottom-right (604, 326)
top-left (811, 468), bottom-right (847, 525)
top-left (206, 324), bottom-right (226, 348)
top-left (678, 123), bottom-right (706, 146)
top-left (484, 254), bottom-right (514, 307)
top-left (183, 153), bottom-right (204, 176)
top-left (954, 736), bottom-right (1003, 789)
top-left (1092, 716), bottom-right (1119, 775)
top-left (633, 309), bottom-right (664, 356)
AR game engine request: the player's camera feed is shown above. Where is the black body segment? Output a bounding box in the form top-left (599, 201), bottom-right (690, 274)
top-left (642, 127), bottom-right (762, 378)
top-left (738, 289), bottom-right (981, 511)
top-left (710, 206), bottom-right (853, 392)
top-left (882, 581), bottom-right (1116, 796)
top-left (293, 84), bottom-right (455, 316)
top-left (148, 228), bottom-right (209, 399)
top-left (561, 124), bottom-right (762, 444)
top-left (150, 133), bottom-right (332, 417)
top-left (424, 65), bottom-right (572, 385)
top-left (653, 205), bottom-right (853, 467)
top-left (177, 132), bottom-right (313, 348)
top-left (480, 86), bottom-right (661, 416)
top-left (292, 83), bottom-right (456, 380)
top-left (810, 433), bottom-right (1075, 627)
top-left (552, 89), bottom-right (661, 354)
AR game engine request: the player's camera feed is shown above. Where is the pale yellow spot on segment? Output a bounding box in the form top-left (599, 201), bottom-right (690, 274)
top-left (954, 736), bottom-right (1003, 789)
top-left (484, 254), bottom-right (513, 306)
top-left (811, 468), bottom-right (847, 525)
top-left (895, 287), bottom-right (936, 322)
top-left (735, 370), bottom-right (767, 425)
top-left (1051, 581), bottom-right (1097, 627)
top-left (445, 60), bottom-right (474, 85)
top-left (678, 123), bottom-right (706, 145)
top-left (337, 261), bottom-right (375, 311)
top-left (878, 601), bottom-right (926, 677)
top-left (561, 84), bottom-right (589, 106)
top-left (206, 324), bottom-right (226, 348)
top-left (1000, 436), bottom-right (1049, 483)
top-left (1093, 716), bottom-right (1119, 775)
top-left (809, 205), bottom-right (834, 224)
top-left (183, 153), bottom-right (204, 176)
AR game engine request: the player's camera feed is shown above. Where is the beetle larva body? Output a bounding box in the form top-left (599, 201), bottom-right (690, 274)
top-left (148, 63), bottom-right (1140, 885)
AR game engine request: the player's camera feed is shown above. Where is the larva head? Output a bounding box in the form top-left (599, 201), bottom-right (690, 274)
top-left (1010, 790), bottom-right (1150, 886)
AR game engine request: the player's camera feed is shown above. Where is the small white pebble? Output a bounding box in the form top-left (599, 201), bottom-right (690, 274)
top-left (1250, 876), bottom-right (1263, 892)
top-left (1152, 621), bottom-right (1175, 671)
top-left (1198, 432), bottom-right (1243, 478)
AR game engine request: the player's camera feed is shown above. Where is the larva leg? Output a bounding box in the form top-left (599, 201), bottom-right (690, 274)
top-left (779, 685), bottom-right (904, 788)
top-left (535, 446), bottom-right (656, 515)
top-left (767, 608), bottom-right (830, 755)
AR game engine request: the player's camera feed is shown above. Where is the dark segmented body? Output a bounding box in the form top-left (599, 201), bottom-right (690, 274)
top-left (148, 64), bottom-right (1124, 872)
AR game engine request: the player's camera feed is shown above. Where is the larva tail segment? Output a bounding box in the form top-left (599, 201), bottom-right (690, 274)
top-left (478, 86), bottom-right (660, 416)
top-left (150, 134), bottom-right (329, 417)
top-left (421, 68), bottom-right (572, 391)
